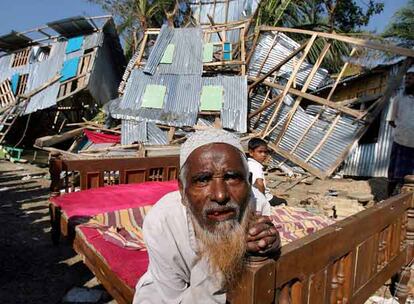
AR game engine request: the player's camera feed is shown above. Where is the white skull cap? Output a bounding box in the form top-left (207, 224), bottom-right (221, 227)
top-left (407, 66), bottom-right (414, 74)
top-left (180, 128), bottom-right (244, 168)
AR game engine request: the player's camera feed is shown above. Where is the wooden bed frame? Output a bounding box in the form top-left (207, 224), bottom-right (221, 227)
top-left (48, 152), bottom-right (179, 243)
top-left (49, 155), bottom-right (414, 303)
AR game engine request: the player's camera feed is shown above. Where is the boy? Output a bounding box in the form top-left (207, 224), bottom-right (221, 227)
top-left (248, 138), bottom-right (286, 206)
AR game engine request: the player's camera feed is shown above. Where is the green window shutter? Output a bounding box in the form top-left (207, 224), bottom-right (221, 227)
top-left (200, 86), bottom-right (223, 111)
top-left (141, 85), bottom-right (167, 109)
top-left (203, 43), bottom-right (214, 63)
top-left (160, 44), bottom-right (175, 64)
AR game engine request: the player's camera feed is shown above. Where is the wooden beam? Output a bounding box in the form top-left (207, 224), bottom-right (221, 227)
top-left (20, 74), bottom-right (61, 99)
top-left (34, 127), bottom-right (85, 148)
top-left (325, 59), bottom-right (412, 177)
top-left (327, 48), bottom-right (356, 101)
top-left (263, 34), bottom-right (318, 136)
top-left (261, 26), bottom-right (414, 58)
top-left (248, 40), bottom-right (309, 91)
top-left (268, 143), bottom-right (326, 179)
top-left (273, 42), bottom-right (332, 145)
top-left (249, 77), bottom-right (362, 118)
top-left (305, 114), bottom-right (341, 162)
top-left (248, 95), bottom-right (282, 119)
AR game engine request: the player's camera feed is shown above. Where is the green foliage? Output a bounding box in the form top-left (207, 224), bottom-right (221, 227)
top-left (256, 0), bottom-right (383, 72)
top-left (383, 0), bottom-right (414, 40)
top-left (87, 0), bottom-right (182, 57)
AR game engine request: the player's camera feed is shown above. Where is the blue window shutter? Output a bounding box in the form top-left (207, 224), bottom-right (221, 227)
top-left (66, 36), bottom-right (84, 54)
top-left (60, 57), bottom-right (80, 82)
top-left (11, 73), bottom-right (20, 94)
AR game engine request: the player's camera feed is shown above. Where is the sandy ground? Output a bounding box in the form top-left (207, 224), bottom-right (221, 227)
top-left (0, 160), bottom-right (111, 304)
top-left (0, 159), bottom-right (410, 303)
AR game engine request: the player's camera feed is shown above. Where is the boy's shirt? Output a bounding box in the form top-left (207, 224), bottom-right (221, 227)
top-left (248, 157), bottom-right (273, 202)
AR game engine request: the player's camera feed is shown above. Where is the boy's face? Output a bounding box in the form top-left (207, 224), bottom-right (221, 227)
top-left (249, 145), bottom-right (268, 164)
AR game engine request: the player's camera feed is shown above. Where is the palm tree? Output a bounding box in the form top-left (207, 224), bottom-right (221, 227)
top-left (88, 0), bottom-right (182, 55)
top-left (383, 0), bottom-right (414, 40)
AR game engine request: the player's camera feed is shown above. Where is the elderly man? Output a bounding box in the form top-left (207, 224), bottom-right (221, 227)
top-left (388, 67), bottom-right (414, 195)
top-left (134, 129), bottom-right (280, 303)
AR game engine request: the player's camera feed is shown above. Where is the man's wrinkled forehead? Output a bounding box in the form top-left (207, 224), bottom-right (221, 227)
top-left (180, 129), bottom-right (244, 169)
top-left (185, 143), bottom-right (245, 168)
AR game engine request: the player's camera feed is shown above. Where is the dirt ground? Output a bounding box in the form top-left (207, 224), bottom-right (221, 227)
top-left (0, 159), bottom-right (410, 303)
top-left (0, 160), bottom-right (112, 304)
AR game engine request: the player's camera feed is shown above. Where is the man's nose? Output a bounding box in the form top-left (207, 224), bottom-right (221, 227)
top-left (210, 178), bottom-right (230, 205)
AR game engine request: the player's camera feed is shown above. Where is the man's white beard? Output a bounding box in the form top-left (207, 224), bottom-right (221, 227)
top-left (183, 196), bottom-right (251, 289)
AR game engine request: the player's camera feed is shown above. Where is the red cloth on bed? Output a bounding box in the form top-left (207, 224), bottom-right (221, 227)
top-left (84, 129), bottom-right (121, 144)
top-left (78, 226), bottom-right (148, 289)
top-left (50, 180), bottom-right (179, 218)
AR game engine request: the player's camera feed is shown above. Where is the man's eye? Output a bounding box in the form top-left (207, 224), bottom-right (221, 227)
top-left (224, 173), bottom-right (243, 182)
top-left (192, 174), bottom-right (212, 185)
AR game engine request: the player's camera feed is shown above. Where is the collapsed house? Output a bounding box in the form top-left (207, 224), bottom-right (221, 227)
top-left (113, 22), bottom-right (250, 147)
top-left (245, 27), bottom-right (414, 179)
top-left (113, 18), bottom-right (414, 179)
top-left (0, 16), bottom-right (125, 147)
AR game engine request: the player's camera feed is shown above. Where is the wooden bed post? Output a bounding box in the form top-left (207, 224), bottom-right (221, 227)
top-left (394, 175), bottom-right (414, 303)
top-left (49, 152), bottom-right (63, 245)
top-left (228, 256), bottom-right (276, 304)
top-left (49, 151), bottom-right (63, 197)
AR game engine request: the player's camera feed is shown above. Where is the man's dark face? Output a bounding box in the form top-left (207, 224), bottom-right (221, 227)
top-left (179, 143), bottom-right (250, 232)
top-left (405, 73), bottom-right (414, 90)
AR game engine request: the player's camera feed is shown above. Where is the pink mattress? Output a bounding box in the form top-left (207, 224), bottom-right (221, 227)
top-left (78, 226), bottom-right (148, 289)
top-left (50, 180), bottom-right (179, 218)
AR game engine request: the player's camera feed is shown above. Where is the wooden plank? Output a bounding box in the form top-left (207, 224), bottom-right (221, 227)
top-left (268, 142), bottom-right (326, 179)
top-left (248, 95), bottom-right (282, 119)
top-left (34, 127), bottom-right (85, 148)
top-left (255, 32), bottom-right (280, 77)
top-left (251, 77), bottom-right (362, 118)
top-left (273, 41), bottom-right (332, 144)
top-left (305, 114), bottom-right (341, 163)
top-left (274, 193), bottom-right (412, 284)
top-left (327, 48), bottom-right (356, 101)
top-left (263, 35), bottom-right (318, 136)
top-left (325, 59), bottom-right (411, 177)
top-left (249, 39), bottom-right (309, 90)
top-left (261, 26), bottom-right (414, 58)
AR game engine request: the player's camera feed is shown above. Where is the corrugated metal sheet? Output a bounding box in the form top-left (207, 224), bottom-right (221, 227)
top-left (341, 98), bottom-right (394, 177)
top-left (121, 119), bottom-right (146, 145)
top-left (83, 32), bottom-right (104, 50)
top-left (157, 28), bottom-right (203, 75)
top-left (248, 32), bottom-right (329, 90)
top-left (24, 41), bottom-right (67, 114)
top-left (143, 25), bottom-right (174, 75)
top-left (202, 75), bottom-right (248, 133)
top-left (113, 70), bottom-right (202, 127)
top-left (0, 31), bottom-right (34, 52)
top-left (190, 0), bottom-right (260, 43)
top-left (121, 120), bottom-right (168, 145)
top-left (47, 16), bottom-right (95, 38)
top-left (190, 0), bottom-right (259, 24)
top-left (115, 71), bottom-right (248, 131)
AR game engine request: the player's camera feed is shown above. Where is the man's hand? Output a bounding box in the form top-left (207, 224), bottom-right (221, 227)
top-left (246, 215), bottom-right (280, 257)
top-left (389, 121), bottom-right (396, 128)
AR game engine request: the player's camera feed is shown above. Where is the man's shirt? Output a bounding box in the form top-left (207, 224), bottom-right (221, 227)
top-left (133, 189), bottom-right (270, 304)
top-left (390, 93), bottom-right (414, 148)
top-left (248, 158), bottom-right (273, 201)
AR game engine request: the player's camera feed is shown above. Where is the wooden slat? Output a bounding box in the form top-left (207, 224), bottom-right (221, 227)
top-left (261, 26), bottom-right (414, 58)
top-left (263, 35), bottom-right (318, 136)
top-left (304, 114), bottom-right (341, 163)
top-left (251, 77), bottom-right (362, 118)
top-left (273, 42), bottom-right (332, 144)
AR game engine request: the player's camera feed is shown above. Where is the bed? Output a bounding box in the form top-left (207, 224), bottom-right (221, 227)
top-left (48, 152), bottom-right (179, 243)
top-left (49, 154), bottom-right (414, 303)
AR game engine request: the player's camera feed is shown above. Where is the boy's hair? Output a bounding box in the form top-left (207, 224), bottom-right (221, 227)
top-left (248, 138), bottom-right (268, 151)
